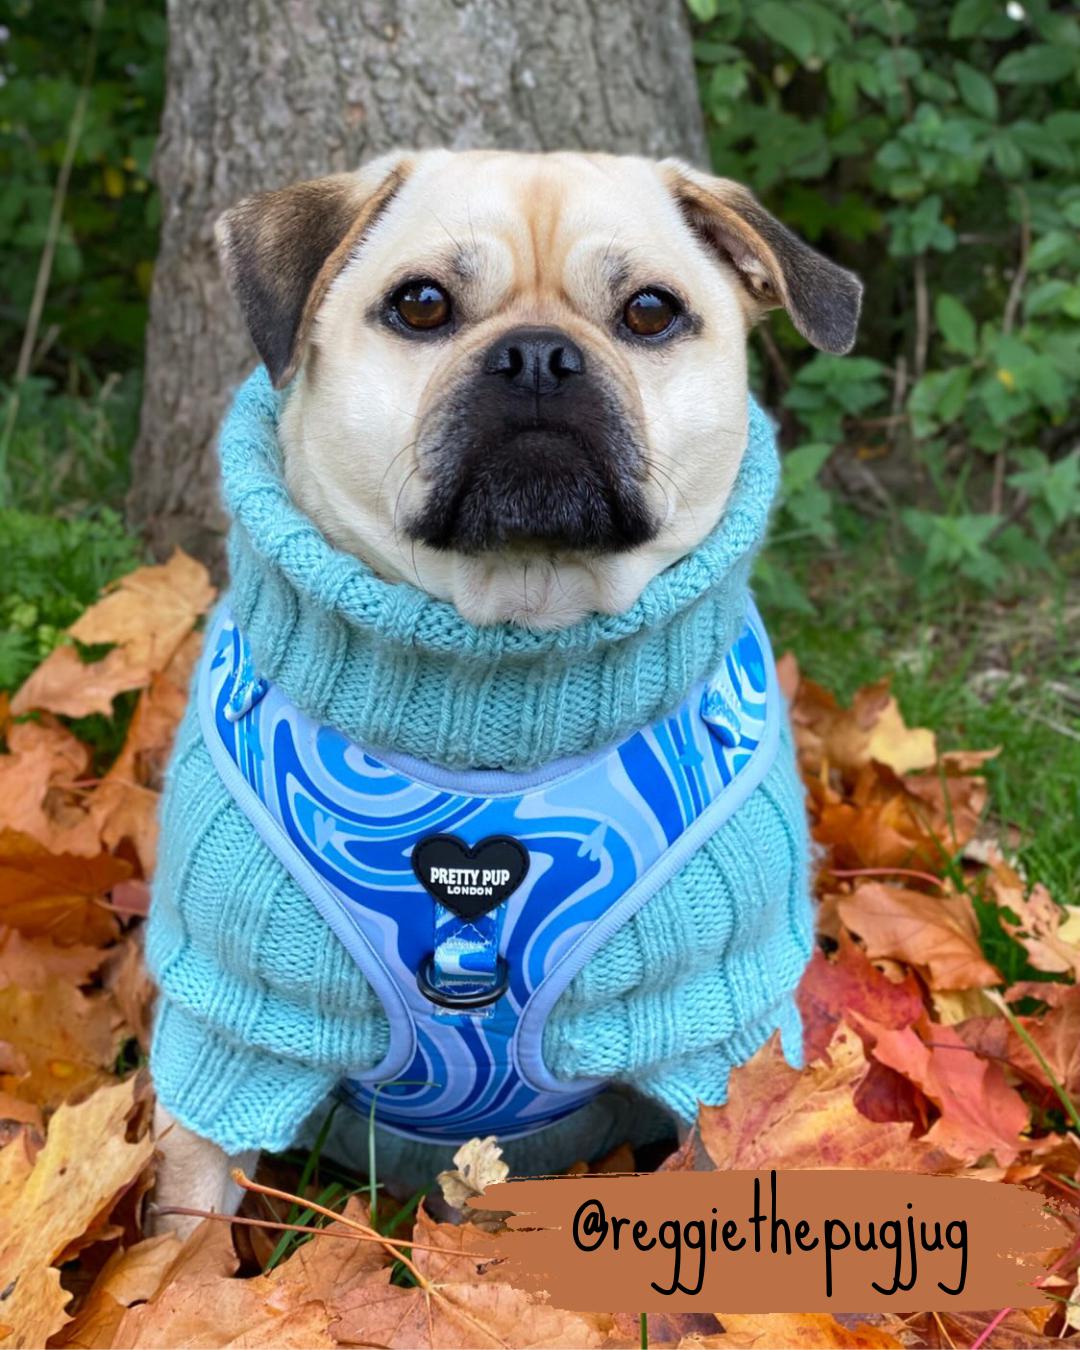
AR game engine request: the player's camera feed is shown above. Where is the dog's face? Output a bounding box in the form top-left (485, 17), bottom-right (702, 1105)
top-left (218, 150), bottom-right (860, 627)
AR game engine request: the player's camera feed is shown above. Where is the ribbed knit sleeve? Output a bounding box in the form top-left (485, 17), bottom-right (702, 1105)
top-left (147, 701), bottom-right (391, 1154)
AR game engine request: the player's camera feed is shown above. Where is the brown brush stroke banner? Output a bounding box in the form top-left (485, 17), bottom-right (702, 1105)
top-left (473, 1170), bottom-right (1069, 1314)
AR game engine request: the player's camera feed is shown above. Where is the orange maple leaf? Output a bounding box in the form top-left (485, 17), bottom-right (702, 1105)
top-left (12, 550), bottom-right (213, 719)
top-left (865, 1016), bottom-right (1030, 1165)
top-left (838, 881), bottom-right (1002, 990)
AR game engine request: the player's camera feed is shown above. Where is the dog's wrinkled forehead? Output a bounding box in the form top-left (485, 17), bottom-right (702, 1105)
top-left (351, 152), bottom-right (695, 309)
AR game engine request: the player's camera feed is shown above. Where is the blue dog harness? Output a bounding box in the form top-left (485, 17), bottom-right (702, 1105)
top-left (198, 603), bottom-right (781, 1144)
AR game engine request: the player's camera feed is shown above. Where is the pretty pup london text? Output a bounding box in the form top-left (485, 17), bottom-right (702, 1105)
top-left (572, 1172), bottom-right (968, 1299)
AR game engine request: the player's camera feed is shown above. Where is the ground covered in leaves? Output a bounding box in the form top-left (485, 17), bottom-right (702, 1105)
top-left (0, 554), bottom-right (1078, 1349)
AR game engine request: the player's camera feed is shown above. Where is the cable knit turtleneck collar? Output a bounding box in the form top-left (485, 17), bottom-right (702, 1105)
top-left (219, 366), bottom-right (779, 772)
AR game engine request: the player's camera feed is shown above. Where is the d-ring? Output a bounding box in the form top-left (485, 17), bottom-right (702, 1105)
top-left (416, 955), bottom-right (509, 1009)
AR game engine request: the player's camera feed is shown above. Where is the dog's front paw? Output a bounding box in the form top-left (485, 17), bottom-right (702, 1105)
top-left (150, 1101), bottom-right (257, 1239)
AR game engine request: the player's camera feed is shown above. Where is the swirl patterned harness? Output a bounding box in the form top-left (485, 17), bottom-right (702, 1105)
top-left (199, 602), bottom-right (780, 1142)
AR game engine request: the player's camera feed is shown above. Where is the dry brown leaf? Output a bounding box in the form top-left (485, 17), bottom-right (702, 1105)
top-left (51, 1233), bottom-right (184, 1349)
top-left (901, 1308), bottom-right (1061, 1348)
top-left (328, 1272), bottom-right (604, 1349)
top-left (13, 551), bottom-right (214, 719)
top-left (107, 1219), bottom-right (336, 1349)
top-left (900, 765), bottom-right (989, 856)
top-left (838, 882), bottom-right (1001, 990)
top-left (790, 678), bottom-right (890, 775)
top-left (811, 774), bottom-right (935, 873)
top-left (438, 1134), bottom-right (510, 1212)
top-left (1006, 987), bottom-right (1080, 1105)
top-left (103, 936), bottom-right (155, 1051)
top-left (790, 677), bottom-right (936, 777)
top-left (865, 700), bottom-right (937, 775)
top-left (9, 645), bottom-right (135, 721)
top-left (988, 852), bottom-right (1080, 979)
top-left (1004, 978), bottom-right (1076, 1008)
top-left (808, 745), bottom-right (989, 876)
top-left (106, 1200), bottom-right (393, 1350)
top-left (0, 1077), bottom-right (153, 1348)
top-left (88, 630), bottom-right (202, 873)
top-left (0, 928), bottom-right (105, 990)
top-left (411, 1204), bottom-right (508, 1284)
top-left (0, 830), bottom-right (125, 946)
top-left (0, 977), bottom-right (124, 1110)
top-left (0, 720), bottom-right (100, 856)
top-left (929, 986), bottom-right (999, 1025)
top-left (698, 1025), bottom-right (938, 1171)
top-left (598, 1311), bottom-right (716, 1347)
top-left (268, 1195), bottom-right (391, 1299)
top-left (685, 1311), bottom-right (905, 1347)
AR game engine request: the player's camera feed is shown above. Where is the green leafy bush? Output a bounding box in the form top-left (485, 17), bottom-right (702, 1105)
top-left (688, 0), bottom-right (1080, 602)
top-left (0, 0), bottom-right (165, 374)
top-left (0, 507), bottom-right (141, 690)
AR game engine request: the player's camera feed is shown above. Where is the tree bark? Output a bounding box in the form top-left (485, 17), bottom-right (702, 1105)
top-left (129, 0), bottom-right (708, 563)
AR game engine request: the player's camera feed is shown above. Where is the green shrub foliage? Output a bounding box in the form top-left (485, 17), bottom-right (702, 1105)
top-left (0, 1), bottom-right (165, 373)
top-left (689, 0), bottom-right (1080, 597)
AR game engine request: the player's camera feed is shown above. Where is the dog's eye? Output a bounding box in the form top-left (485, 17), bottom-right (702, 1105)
top-left (392, 280), bottom-right (452, 331)
top-left (623, 288), bottom-right (681, 338)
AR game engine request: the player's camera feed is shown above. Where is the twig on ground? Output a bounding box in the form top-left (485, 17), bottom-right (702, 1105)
top-left (233, 1170), bottom-right (432, 1281)
top-left (827, 866), bottom-right (947, 888)
top-left (987, 490), bottom-right (1030, 541)
top-left (1028, 711), bottom-right (1080, 743)
top-left (232, 1169), bottom-right (519, 1345)
top-left (152, 1203), bottom-right (471, 1259)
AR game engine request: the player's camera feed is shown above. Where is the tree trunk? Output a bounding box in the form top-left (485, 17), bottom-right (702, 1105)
top-left (129, 0), bottom-right (708, 564)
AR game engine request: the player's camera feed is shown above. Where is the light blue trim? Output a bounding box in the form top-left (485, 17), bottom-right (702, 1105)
top-left (375, 742), bottom-right (609, 797)
top-left (514, 603), bottom-right (781, 1093)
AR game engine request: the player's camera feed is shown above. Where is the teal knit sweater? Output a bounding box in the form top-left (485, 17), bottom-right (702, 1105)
top-left (147, 368), bottom-right (813, 1172)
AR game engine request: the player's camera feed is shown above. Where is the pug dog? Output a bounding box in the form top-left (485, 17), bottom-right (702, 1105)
top-left (151, 149), bottom-right (860, 1233)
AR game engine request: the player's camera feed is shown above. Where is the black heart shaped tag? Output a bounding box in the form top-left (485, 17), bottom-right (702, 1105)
top-left (411, 833), bottom-right (529, 920)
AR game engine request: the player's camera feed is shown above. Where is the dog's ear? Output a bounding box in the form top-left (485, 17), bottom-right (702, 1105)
top-left (215, 153), bottom-right (411, 387)
top-left (662, 160), bottom-right (862, 355)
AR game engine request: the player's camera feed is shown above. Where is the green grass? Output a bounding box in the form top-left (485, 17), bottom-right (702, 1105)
top-left (0, 371), bottom-right (141, 516)
top-left (759, 511), bottom-right (1080, 905)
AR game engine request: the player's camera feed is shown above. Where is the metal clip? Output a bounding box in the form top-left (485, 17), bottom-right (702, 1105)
top-left (416, 954), bottom-right (510, 1009)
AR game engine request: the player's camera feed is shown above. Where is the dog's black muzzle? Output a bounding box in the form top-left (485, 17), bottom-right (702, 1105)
top-left (408, 325), bottom-right (656, 555)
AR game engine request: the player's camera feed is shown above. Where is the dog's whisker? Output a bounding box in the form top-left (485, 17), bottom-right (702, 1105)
top-left (391, 462), bottom-right (422, 540)
top-left (377, 437), bottom-right (422, 505)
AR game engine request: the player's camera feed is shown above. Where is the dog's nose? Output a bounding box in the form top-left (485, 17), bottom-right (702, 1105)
top-left (482, 327), bottom-right (585, 397)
